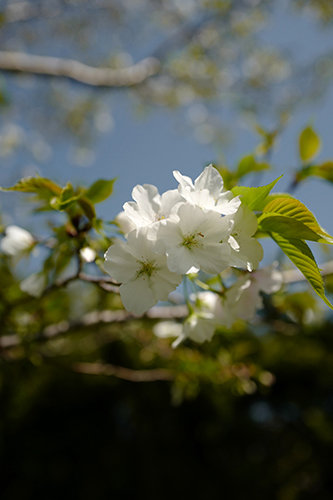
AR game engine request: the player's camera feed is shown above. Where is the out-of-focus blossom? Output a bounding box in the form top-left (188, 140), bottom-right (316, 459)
top-left (1, 225), bottom-right (35, 256)
top-left (20, 272), bottom-right (47, 298)
top-left (80, 247), bottom-right (96, 263)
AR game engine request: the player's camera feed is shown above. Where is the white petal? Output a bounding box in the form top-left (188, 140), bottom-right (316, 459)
top-left (215, 192), bottom-right (242, 215)
top-left (150, 270), bottom-right (182, 302)
top-left (166, 245), bottom-right (194, 274)
top-left (192, 244), bottom-right (231, 274)
top-left (104, 241), bottom-right (139, 282)
top-left (229, 235), bottom-right (263, 271)
top-left (160, 189), bottom-right (184, 215)
top-left (233, 204), bottom-right (258, 236)
top-left (183, 314), bottom-right (216, 343)
top-left (123, 184), bottom-right (161, 227)
top-left (173, 170), bottom-right (194, 190)
top-left (154, 219), bottom-right (184, 247)
top-left (194, 165), bottom-right (224, 197)
top-left (120, 277), bottom-right (157, 315)
top-left (114, 211), bottom-right (137, 236)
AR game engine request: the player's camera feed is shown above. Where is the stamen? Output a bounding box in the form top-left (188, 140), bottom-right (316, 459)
top-left (181, 231), bottom-right (204, 249)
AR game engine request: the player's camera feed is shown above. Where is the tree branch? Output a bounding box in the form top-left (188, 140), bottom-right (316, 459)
top-left (0, 51), bottom-right (161, 87)
top-left (0, 9), bottom-right (223, 87)
top-left (72, 362), bottom-right (174, 382)
top-left (1, 260), bottom-right (333, 351)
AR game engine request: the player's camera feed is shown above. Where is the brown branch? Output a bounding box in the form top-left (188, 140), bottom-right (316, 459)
top-left (0, 305), bottom-right (188, 350)
top-left (72, 361), bottom-right (174, 382)
top-left (0, 51), bottom-right (161, 87)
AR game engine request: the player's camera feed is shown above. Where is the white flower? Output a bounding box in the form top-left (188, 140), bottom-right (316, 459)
top-left (114, 211), bottom-right (136, 237)
top-left (80, 247), bottom-right (96, 263)
top-left (153, 321), bottom-right (183, 339)
top-left (20, 273), bottom-right (47, 298)
top-left (1, 225), bottom-right (34, 256)
top-left (215, 264), bottom-right (283, 328)
top-left (150, 203), bottom-right (232, 275)
top-left (104, 227), bottom-right (182, 315)
top-left (173, 164), bottom-right (241, 215)
top-left (224, 204), bottom-right (263, 271)
top-left (123, 184), bottom-right (183, 229)
top-left (153, 291), bottom-right (217, 347)
top-left (174, 312), bottom-right (216, 347)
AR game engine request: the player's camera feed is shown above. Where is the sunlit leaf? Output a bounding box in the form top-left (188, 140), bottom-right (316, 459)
top-left (299, 126), bottom-right (321, 162)
top-left (254, 192), bottom-right (295, 211)
top-left (270, 232), bottom-right (333, 309)
top-left (85, 179), bottom-right (116, 204)
top-left (259, 197), bottom-right (333, 244)
top-left (231, 175), bottom-right (282, 211)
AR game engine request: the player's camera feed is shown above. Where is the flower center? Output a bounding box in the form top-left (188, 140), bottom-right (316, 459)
top-left (154, 210), bottom-right (166, 221)
top-left (136, 259), bottom-right (157, 278)
top-left (181, 231), bottom-right (204, 249)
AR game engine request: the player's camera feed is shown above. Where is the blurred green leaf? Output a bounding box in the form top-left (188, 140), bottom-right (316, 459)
top-left (0, 176), bottom-right (62, 198)
top-left (79, 196), bottom-right (96, 220)
top-left (270, 232), bottom-right (333, 310)
top-left (85, 179), bottom-right (116, 204)
top-left (299, 126), bottom-right (321, 162)
top-left (50, 195), bottom-right (81, 212)
top-left (296, 161), bottom-right (333, 184)
top-left (258, 197), bottom-right (333, 244)
top-left (231, 175), bottom-right (282, 211)
top-left (236, 154), bottom-right (271, 178)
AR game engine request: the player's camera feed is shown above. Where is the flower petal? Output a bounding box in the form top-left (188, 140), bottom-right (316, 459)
top-left (120, 277), bottom-right (157, 315)
top-left (194, 165), bottom-right (224, 197)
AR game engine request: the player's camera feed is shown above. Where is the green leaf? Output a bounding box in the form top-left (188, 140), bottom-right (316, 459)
top-left (231, 175), bottom-right (282, 211)
top-left (270, 232), bottom-right (333, 310)
top-left (236, 154), bottom-right (271, 178)
top-left (259, 197), bottom-right (333, 244)
top-left (85, 179), bottom-right (116, 204)
top-left (50, 183), bottom-right (82, 211)
top-left (299, 126), bottom-right (321, 162)
top-left (259, 216), bottom-right (324, 242)
top-left (254, 192), bottom-right (295, 211)
top-left (297, 162), bottom-right (333, 184)
top-left (60, 182), bottom-right (75, 202)
top-left (79, 196), bottom-right (96, 220)
top-left (50, 195), bottom-right (81, 211)
top-left (0, 176), bottom-right (62, 198)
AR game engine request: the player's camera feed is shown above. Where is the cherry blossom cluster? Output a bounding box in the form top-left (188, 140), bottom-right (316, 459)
top-left (104, 165), bottom-right (266, 320)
